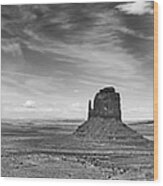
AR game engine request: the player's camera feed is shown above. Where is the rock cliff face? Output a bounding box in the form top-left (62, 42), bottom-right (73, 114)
top-left (88, 87), bottom-right (121, 121)
top-left (74, 87), bottom-right (149, 145)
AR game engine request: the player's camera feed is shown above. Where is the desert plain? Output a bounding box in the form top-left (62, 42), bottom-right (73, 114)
top-left (1, 119), bottom-right (154, 180)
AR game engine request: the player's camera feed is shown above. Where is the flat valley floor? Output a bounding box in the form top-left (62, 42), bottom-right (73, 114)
top-left (1, 119), bottom-right (154, 180)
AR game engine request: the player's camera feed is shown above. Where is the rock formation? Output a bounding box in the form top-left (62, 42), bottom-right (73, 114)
top-left (74, 87), bottom-right (149, 145)
top-left (88, 87), bottom-right (121, 121)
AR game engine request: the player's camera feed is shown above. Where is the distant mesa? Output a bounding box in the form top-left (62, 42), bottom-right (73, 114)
top-left (74, 87), bottom-right (149, 145)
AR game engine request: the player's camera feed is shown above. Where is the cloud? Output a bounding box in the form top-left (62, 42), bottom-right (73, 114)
top-left (112, 26), bottom-right (153, 40)
top-left (2, 40), bottom-right (22, 56)
top-left (1, 3), bottom-right (154, 120)
top-left (73, 89), bottom-right (79, 93)
top-left (23, 100), bottom-right (36, 109)
top-left (116, 0), bottom-right (153, 15)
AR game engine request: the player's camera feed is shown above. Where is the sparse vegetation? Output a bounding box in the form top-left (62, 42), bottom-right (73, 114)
top-left (1, 119), bottom-right (154, 180)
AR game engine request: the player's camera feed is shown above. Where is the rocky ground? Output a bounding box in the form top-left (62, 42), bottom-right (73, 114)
top-left (1, 120), bottom-right (154, 180)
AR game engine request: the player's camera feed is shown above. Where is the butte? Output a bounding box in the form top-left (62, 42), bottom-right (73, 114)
top-left (74, 87), bottom-right (150, 146)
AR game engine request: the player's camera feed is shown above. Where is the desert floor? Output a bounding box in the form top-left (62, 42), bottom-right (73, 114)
top-left (1, 119), bottom-right (154, 180)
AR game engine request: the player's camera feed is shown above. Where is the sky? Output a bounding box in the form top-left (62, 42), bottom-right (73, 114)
top-left (1, 1), bottom-right (154, 120)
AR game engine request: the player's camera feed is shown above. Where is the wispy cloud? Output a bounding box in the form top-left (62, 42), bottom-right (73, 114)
top-left (1, 3), bottom-right (154, 120)
top-left (116, 0), bottom-right (153, 15)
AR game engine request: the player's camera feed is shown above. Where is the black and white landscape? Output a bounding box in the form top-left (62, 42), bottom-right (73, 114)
top-left (1, 1), bottom-right (154, 180)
